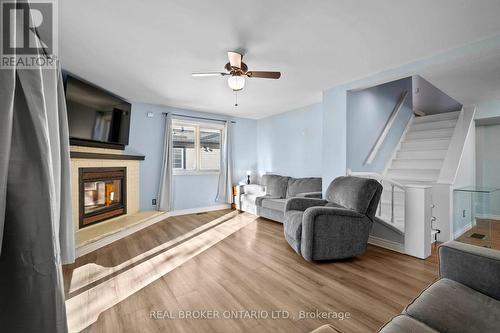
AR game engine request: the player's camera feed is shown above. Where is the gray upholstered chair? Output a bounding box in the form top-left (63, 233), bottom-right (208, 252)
top-left (283, 176), bottom-right (382, 261)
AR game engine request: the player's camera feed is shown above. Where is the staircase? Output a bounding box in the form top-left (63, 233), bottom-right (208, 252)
top-left (380, 110), bottom-right (461, 232)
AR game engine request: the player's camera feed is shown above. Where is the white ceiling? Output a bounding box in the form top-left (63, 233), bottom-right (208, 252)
top-left (59, 0), bottom-right (500, 119)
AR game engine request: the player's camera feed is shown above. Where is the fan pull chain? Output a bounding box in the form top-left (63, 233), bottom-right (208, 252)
top-left (234, 91), bottom-right (238, 107)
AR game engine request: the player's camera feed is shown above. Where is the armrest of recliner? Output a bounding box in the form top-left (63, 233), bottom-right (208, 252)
top-left (303, 206), bottom-right (365, 219)
top-left (301, 206), bottom-right (371, 261)
top-left (439, 241), bottom-right (500, 300)
top-left (295, 191), bottom-right (322, 199)
top-left (285, 197), bottom-right (327, 212)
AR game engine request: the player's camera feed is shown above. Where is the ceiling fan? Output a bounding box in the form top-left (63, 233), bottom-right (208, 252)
top-left (192, 51), bottom-right (281, 92)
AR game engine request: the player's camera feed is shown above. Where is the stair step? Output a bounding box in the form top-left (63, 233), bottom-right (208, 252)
top-left (411, 119), bottom-right (457, 131)
top-left (406, 127), bottom-right (455, 140)
top-left (393, 179), bottom-right (436, 186)
top-left (400, 138), bottom-right (450, 151)
top-left (387, 168), bottom-right (440, 177)
top-left (391, 158), bottom-right (444, 170)
top-left (413, 111), bottom-right (461, 124)
top-left (387, 168), bottom-right (440, 182)
top-left (397, 149), bottom-right (448, 159)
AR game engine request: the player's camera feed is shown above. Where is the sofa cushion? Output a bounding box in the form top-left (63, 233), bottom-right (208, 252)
top-left (286, 177), bottom-right (322, 198)
top-left (261, 174), bottom-right (290, 198)
top-left (260, 198), bottom-right (286, 212)
top-left (257, 206), bottom-right (285, 223)
top-left (404, 278), bottom-right (500, 333)
top-left (325, 176), bottom-right (382, 215)
top-left (378, 315), bottom-right (438, 333)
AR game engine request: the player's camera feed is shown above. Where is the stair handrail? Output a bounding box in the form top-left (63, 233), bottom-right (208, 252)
top-left (348, 171), bottom-right (406, 191)
top-left (364, 90), bottom-right (409, 165)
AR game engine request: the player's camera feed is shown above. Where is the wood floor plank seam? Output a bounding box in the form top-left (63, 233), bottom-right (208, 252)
top-left (65, 210), bottom-right (438, 333)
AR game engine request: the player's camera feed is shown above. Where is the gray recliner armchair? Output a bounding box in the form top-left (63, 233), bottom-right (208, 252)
top-left (283, 176), bottom-right (382, 261)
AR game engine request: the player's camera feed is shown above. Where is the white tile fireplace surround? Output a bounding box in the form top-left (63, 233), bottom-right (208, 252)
top-left (69, 146), bottom-right (159, 254)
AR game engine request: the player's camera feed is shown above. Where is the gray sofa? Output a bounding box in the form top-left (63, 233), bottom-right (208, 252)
top-left (311, 241), bottom-right (500, 333)
top-left (239, 174), bottom-right (322, 223)
top-left (283, 176), bottom-right (382, 261)
top-left (380, 241), bottom-right (500, 333)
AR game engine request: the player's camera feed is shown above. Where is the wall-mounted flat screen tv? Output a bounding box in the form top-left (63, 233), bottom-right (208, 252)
top-left (65, 75), bottom-right (131, 149)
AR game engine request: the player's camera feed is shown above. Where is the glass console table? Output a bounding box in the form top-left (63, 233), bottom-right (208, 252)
top-left (453, 186), bottom-right (500, 248)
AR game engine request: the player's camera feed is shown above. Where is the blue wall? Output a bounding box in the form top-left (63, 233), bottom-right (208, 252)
top-left (126, 103), bottom-right (257, 211)
top-left (257, 103), bottom-right (323, 178)
top-left (347, 77), bottom-right (413, 173)
top-left (322, 87), bottom-right (347, 194)
top-left (127, 102), bottom-right (322, 211)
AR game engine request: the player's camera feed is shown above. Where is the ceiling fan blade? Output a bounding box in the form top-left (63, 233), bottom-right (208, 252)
top-left (192, 72), bottom-right (228, 77)
top-left (227, 51), bottom-right (242, 69)
top-left (246, 71), bottom-right (281, 79)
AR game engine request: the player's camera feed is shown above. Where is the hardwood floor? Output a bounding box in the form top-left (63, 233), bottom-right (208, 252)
top-left (64, 209), bottom-right (438, 333)
top-left (456, 218), bottom-right (500, 250)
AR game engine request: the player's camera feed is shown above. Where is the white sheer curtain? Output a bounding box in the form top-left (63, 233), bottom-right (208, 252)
top-left (158, 114), bottom-right (173, 211)
top-left (0, 65), bottom-right (74, 331)
top-left (216, 121), bottom-right (233, 203)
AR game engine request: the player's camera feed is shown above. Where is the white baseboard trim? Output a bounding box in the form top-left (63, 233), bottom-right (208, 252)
top-left (453, 222), bottom-right (472, 239)
top-left (475, 214), bottom-right (500, 221)
top-left (368, 236), bottom-right (405, 254)
top-left (76, 204), bottom-right (231, 257)
top-left (167, 204), bottom-right (231, 217)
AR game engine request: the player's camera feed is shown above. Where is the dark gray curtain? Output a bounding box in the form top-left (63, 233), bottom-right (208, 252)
top-left (0, 16), bottom-right (74, 332)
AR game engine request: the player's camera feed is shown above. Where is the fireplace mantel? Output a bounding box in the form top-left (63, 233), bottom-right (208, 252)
top-left (70, 152), bottom-right (145, 160)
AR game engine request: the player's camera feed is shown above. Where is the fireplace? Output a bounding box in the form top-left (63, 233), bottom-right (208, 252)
top-left (79, 167), bottom-right (127, 228)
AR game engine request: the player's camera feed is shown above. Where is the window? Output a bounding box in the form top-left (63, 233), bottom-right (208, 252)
top-left (200, 128), bottom-right (221, 170)
top-left (172, 124), bottom-right (196, 171)
top-left (172, 148), bottom-right (184, 169)
top-left (172, 120), bottom-right (223, 174)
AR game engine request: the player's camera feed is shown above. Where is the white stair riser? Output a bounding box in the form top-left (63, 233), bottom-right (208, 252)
top-left (411, 119), bottom-right (457, 131)
top-left (397, 150), bottom-right (448, 159)
top-left (387, 170), bottom-right (440, 182)
top-left (391, 159), bottom-right (443, 170)
top-left (387, 168), bottom-right (440, 176)
top-left (406, 128), bottom-right (454, 140)
top-left (401, 139), bottom-right (450, 150)
top-left (413, 111), bottom-right (461, 124)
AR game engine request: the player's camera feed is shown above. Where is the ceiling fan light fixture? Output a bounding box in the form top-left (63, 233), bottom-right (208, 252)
top-left (227, 75), bottom-right (245, 91)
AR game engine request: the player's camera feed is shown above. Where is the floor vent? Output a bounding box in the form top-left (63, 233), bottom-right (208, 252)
top-left (470, 233), bottom-right (486, 240)
top-left (196, 212), bottom-right (208, 215)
